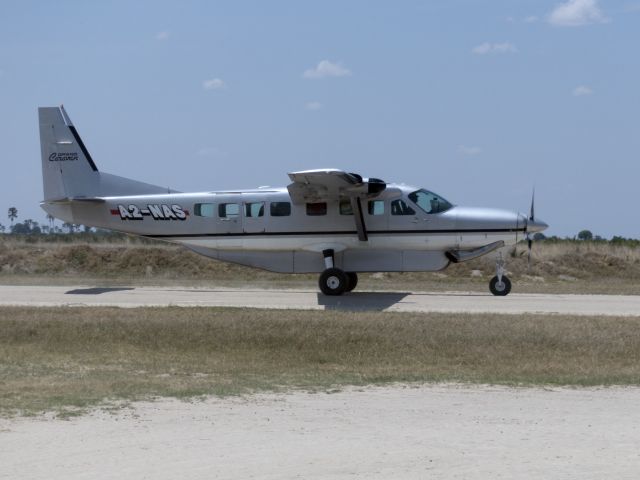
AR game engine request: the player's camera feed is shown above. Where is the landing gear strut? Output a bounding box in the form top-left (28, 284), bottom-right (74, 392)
top-left (489, 253), bottom-right (512, 296)
top-left (318, 249), bottom-right (358, 295)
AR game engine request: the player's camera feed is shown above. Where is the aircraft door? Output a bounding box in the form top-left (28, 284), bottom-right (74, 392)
top-left (243, 201), bottom-right (266, 233)
top-left (216, 202), bottom-right (243, 235)
top-left (364, 199), bottom-right (389, 231)
top-left (389, 198), bottom-right (421, 231)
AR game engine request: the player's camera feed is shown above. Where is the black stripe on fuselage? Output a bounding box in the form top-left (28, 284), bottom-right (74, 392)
top-left (145, 228), bottom-right (526, 239)
top-left (68, 125), bottom-right (99, 172)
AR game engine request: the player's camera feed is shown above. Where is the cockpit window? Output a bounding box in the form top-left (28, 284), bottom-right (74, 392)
top-left (408, 189), bottom-right (453, 214)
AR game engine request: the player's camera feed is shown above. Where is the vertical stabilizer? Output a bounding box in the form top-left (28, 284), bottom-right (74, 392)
top-left (39, 106), bottom-right (99, 201)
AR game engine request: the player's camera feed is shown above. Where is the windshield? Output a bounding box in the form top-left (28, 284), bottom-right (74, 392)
top-left (408, 189), bottom-right (453, 214)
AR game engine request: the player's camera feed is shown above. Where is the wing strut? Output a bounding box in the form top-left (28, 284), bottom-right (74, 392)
top-left (350, 197), bottom-right (368, 241)
top-left (286, 169), bottom-right (386, 242)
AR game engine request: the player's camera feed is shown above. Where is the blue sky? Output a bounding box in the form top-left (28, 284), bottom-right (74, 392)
top-left (1, 0), bottom-right (638, 237)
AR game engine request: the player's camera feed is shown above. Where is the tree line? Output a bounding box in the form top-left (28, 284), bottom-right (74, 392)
top-left (533, 230), bottom-right (640, 247)
top-left (2, 207), bottom-right (91, 235)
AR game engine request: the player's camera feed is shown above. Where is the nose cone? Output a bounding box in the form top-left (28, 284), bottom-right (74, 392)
top-left (452, 206), bottom-right (520, 229)
top-left (528, 218), bottom-right (548, 233)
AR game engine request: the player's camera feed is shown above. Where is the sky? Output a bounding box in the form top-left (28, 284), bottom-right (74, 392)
top-left (0, 0), bottom-right (639, 238)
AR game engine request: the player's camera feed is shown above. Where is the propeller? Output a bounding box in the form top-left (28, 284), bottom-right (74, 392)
top-left (526, 188), bottom-right (535, 269)
top-left (519, 187), bottom-right (547, 269)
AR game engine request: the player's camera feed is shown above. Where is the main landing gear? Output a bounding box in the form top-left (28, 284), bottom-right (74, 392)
top-left (319, 249), bottom-right (358, 296)
top-left (318, 268), bottom-right (358, 295)
top-left (489, 253), bottom-right (512, 296)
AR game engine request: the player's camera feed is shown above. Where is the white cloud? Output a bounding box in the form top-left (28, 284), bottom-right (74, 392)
top-left (573, 85), bottom-right (594, 96)
top-left (458, 145), bottom-right (482, 156)
top-left (472, 42), bottom-right (517, 55)
top-left (155, 31), bottom-right (169, 41)
top-left (303, 60), bottom-right (351, 79)
top-left (548, 0), bottom-right (608, 26)
top-left (305, 101), bottom-right (323, 111)
top-left (202, 78), bottom-right (225, 90)
top-left (524, 15), bottom-right (539, 23)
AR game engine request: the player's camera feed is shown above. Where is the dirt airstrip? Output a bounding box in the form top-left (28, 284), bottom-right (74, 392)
top-left (2, 384), bottom-right (640, 480)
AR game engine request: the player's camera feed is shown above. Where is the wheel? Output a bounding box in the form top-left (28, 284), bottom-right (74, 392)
top-left (319, 268), bottom-right (349, 296)
top-left (345, 272), bottom-right (358, 292)
top-left (489, 275), bottom-right (512, 296)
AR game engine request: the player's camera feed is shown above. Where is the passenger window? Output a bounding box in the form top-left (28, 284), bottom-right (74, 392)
top-left (270, 202), bottom-right (291, 217)
top-left (368, 200), bottom-right (385, 216)
top-left (245, 202), bottom-right (264, 218)
top-left (306, 202), bottom-right (327, 216)
top-left (218, 203), bottom-right (239, 218)
top-left (194, 203), bottom-right (215, 217)
top-left (339, 200), bottom-right (353, 215)
top-left (391, 199), bottom-right (416, 216)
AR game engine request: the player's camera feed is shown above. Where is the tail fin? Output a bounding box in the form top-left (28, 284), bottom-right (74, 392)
top-left (39, 105), bottom-right (100, 201)
top-left (39, 105), bottom-right (179, 203)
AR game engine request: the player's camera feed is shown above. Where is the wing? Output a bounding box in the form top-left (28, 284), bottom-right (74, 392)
top-left (287, 169), bottom-right (386, 203)
top-left (287, 169), bottom-right (387, 241)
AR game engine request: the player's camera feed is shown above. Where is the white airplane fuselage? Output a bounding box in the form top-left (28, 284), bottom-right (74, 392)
top-left (45, 185), bottom-right (535, 274)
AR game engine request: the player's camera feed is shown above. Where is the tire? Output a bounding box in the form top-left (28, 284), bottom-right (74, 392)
top-left (319, 268), bottom-right (349, 296)
top-left (489, 275), bottom-right (512, 296)
top-left (345, 272), bottom-right (358, 292)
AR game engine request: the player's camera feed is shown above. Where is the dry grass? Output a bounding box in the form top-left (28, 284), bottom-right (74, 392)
top-left (2, 239), bottom-right (640, 294)
top-left (2, 306), bottom-right (640, 416)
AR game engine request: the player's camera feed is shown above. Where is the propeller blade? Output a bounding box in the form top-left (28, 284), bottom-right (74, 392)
top-left (525, 187), bottom-right (537, 270)
top-left (529, 188), bottom-right (535, 221)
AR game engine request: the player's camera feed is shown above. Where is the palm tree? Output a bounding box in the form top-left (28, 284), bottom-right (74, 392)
top-left (46, 213), bottom-right (55, 228)
top-left (8, 207), bottom-right (18, 225)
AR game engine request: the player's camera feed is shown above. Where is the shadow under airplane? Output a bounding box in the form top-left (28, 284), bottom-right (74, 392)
top-left (65, 287), bottom-right (135, 295)
top-left (317, 292), bottom-right (411, 311)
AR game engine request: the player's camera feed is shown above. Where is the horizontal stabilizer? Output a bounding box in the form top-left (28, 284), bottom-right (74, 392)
top-left (43, 197), bottom-right (106, 205)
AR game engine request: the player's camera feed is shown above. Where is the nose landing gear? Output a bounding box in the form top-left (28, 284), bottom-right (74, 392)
top-left (489, 254), bottom-right (512, 296)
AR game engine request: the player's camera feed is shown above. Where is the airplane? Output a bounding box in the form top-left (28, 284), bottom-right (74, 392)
top-left (38, 105), bottom-right (548, 296)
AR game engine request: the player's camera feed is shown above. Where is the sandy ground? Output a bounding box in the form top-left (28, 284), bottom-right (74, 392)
top-left (2, 285), bottom-right (640, 316)
top-left (2, 384), bottom-right (640, 479)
